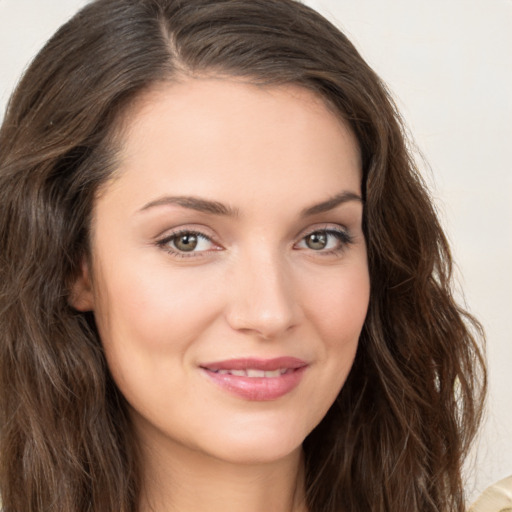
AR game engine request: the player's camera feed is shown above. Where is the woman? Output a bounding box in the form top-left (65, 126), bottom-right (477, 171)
top-left (0, 0), bottom-right (486, 511)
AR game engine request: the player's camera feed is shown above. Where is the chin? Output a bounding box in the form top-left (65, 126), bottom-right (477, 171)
top-left (210, 439), bottom-right (303, 466)
top-left (195, 418), bottom-right (309, 465)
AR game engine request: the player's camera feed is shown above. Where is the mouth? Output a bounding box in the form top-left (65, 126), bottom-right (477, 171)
top-left (199, 357), bottom-right (308, 401)
top-left (207, 368), bottom-right (292, 378)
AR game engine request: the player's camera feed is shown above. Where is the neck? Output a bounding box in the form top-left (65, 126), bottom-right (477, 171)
top-left (137, 434), bottom-right (307, 512)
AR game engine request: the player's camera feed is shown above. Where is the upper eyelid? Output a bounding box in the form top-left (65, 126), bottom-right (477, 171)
top-left (294, 225), bottom-right (354, 250)
top-left (296, 223), bottom-right (349, 238)
top-left (155, 225), bottom-right (217, 241)
top-left (158, 230), bottom-right (217, 246)
top-left (155, 223), bottom-right (352, 249)
top-left (156, 230), bottom-right (220, 259)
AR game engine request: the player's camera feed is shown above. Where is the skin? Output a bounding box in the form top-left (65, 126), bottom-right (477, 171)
top-left (72, 78), bottom-right (370, 512)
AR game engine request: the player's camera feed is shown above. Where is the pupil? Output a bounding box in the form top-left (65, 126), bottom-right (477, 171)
top-left (175, 234), bottom-right (198, 251)
top-left (307, 232), bottom-right (327, 250)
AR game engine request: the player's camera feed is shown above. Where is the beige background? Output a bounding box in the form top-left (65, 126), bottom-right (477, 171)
top-left (1, 0), bottom-right (510, 501)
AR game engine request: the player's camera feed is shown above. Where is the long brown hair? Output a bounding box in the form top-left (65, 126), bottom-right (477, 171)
top-left (0, 0), bottom-right (486, 511)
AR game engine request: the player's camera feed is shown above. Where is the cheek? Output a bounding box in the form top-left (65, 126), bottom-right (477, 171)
top-left (300, 258), bottom-right (369, 401)
top-left (93, 256), bottom-right (224, 351)
top-left (90, 257), bottom-right (228, 405)
top-left (288, 260), bottom-right (369, 435)
top-left (91, 258), bottom-right (226, 416)
top-left (303, 261), bottom-right (370, 348)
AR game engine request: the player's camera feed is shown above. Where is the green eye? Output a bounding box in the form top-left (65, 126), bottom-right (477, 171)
top-left (296, 228), bottom-right (353, 253)
top-left (158, 231), bottom-right (216, 256)
top-left (305, 231), bottom-right (328, 250)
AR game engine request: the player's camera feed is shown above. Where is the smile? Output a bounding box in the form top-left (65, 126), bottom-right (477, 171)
top-left (200, 357), bottom-right (308, 401)
top-left (207, 368), bottom-right (290, 377)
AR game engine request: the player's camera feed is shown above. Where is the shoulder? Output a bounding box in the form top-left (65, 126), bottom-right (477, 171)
top-left (469, 476), bottom-right (512, 512)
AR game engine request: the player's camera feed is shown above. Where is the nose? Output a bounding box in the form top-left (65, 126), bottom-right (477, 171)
top-left (224, 249), bottom-right (301, 340)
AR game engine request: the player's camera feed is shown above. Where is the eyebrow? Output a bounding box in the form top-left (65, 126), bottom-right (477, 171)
top-left (138, 190), bottom-right (362, 217)
top-left (138, 196), bottom-right (239, 216)
top-left (300, 191), bottom-right (363, 217)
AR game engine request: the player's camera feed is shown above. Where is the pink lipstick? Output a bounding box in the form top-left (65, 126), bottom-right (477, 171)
top-left (200, 357), bottom-right (308, 401)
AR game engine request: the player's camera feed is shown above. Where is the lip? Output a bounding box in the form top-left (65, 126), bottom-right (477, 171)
top-left (200, 357), bottom-right (308, 401)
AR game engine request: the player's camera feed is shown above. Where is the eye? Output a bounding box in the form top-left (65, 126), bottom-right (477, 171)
top-left (296, 228), bottom-right (352, 253)
top-left (157, 230), bottom-right (218, 256)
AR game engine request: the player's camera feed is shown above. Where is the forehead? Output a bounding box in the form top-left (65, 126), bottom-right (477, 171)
top-left (101, 78), bottom-right (361, 211)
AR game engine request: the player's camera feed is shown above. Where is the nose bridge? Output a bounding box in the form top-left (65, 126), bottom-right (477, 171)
top-left (225, 242), bottom-right (299, 339)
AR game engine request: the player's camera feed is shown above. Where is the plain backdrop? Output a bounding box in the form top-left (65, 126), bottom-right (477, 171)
top-left (1, 0), bottom-right (511, 502)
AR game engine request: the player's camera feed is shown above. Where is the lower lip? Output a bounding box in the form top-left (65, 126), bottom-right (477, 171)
top-left (201, 367), bottom-right (307, 401)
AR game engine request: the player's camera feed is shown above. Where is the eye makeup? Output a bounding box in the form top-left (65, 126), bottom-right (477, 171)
top-left (155, 223), bottom-right (355, 260)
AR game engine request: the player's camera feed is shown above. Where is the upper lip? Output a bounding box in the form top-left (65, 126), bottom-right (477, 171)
top-left (200, 357), bottom-right (308, 371)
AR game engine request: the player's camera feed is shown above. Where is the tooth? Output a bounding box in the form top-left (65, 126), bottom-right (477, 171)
top-left (264, 369), bottom-right (282, 378)
top-left (247, 369), bottom-right (265, 378)
top-left (280, 368), bottom-right (289, 375)
top-left (230, 369), bottom-right (246, 377)
top-left (218, 370), bottom-right (229, 375)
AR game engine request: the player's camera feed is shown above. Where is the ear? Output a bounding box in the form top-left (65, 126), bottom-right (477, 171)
top-left (69, 260), bottom-right (95, 312)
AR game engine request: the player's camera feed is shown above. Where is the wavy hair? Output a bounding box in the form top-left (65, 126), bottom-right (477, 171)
top-left (0, 0), bottom-right (486, 511)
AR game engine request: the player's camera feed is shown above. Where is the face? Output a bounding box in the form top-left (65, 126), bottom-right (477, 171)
top-left (74, 78), bottom-right (370, 465)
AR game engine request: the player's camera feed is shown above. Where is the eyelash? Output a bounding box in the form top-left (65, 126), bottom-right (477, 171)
top-left (156, 229), bottom-right (218, 259)
top-left (298, 227), bottom-right (354, 255)
top-left (156, 226), bottom-right (354, 259)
